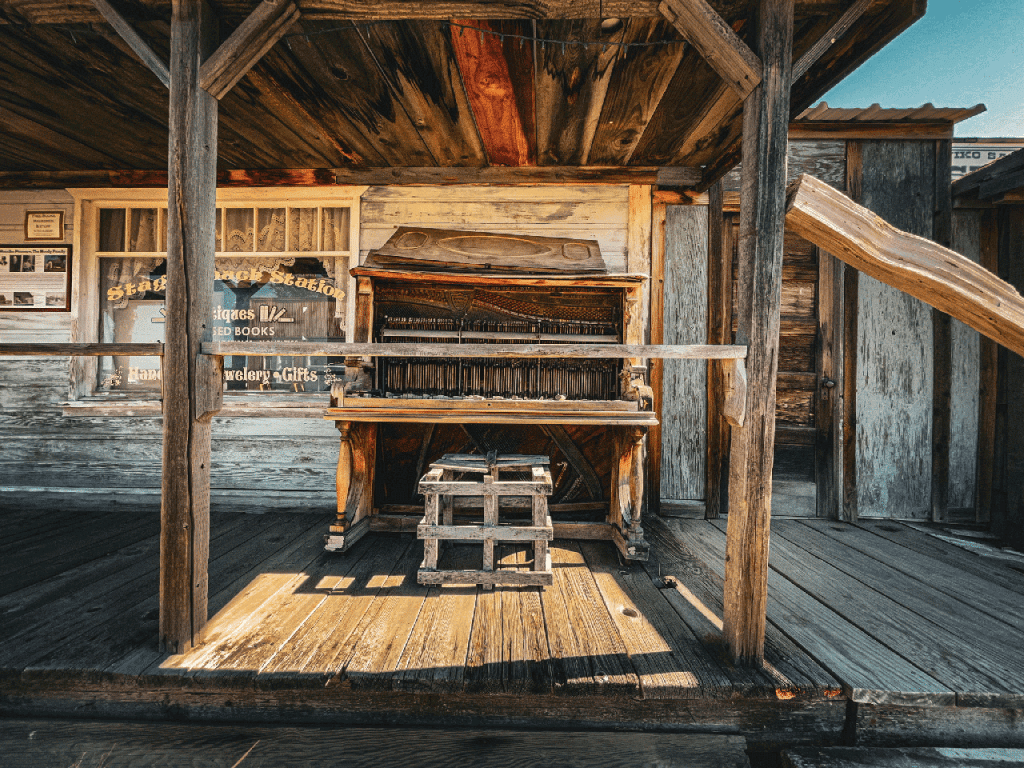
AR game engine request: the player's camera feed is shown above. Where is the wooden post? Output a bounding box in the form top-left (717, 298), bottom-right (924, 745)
top-left (160, 0), bottom-right (219, 654)
top-left (723, 0), bottom-right (793, 666)
top-left (975, 208), bottom-right (999, 524)
top-left (931, 139), bottom-right (953, 523)
top-left (706, 180), bottom-right (728, 519)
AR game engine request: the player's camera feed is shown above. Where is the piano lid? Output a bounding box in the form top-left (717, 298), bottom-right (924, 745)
top-left (360, 227), bottom-right (608, 275)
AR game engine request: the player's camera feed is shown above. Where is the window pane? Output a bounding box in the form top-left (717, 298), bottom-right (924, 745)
top-left (97, 256), bottom-right (346, 393)
top-left (129, 208), bottom-right (160, 252)
top-left (224, 208), bottom-right (254, 252)
top-left (288, 208), bottom-right (317, 251)
top-left (256, 208), bottom-right (286, 252)
top-left (98, 209), bottom-right (126, 252)
top-left (98, 257), bottom-right (166, 392)
top-left (322, 207), bottom-right (349, 251)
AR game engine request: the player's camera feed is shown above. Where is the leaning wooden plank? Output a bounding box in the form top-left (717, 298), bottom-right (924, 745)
top-left (785, 173), bottom-right (1024, 357)
top-left (204, 341), bottom-right (748, 359)
top-left (200, 0), bottom-right (299, 99)
top-left (658, 0), bottom-right (762, 99)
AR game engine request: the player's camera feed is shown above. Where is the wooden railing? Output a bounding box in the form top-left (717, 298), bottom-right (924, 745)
top-left (0, 343), bottom-right (164, 357)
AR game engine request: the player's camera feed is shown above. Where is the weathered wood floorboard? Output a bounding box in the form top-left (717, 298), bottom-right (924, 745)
top-left (0, 512), bottom-right (252, 652)
top-left (547, 542), bottom-right (639, 695)
top-left (579, 540), bottom-right (707, 699)
top-left (775, 521), bottom-right (1024, 708)
top-left (257, 534), bottom-right (415, 687)
top-left (854, 520), bottom-right (1024, 594)
top-left (767, 522), bottom-right (1024, 706)
top-left (395, 544), bottom-right (478, 692)
top-left (681, 520), bottom-right (954, 705)
top-left (22, 515), bottom-right (330, 677)
top-left (799, 519), bottom-right (1024, 634)
top-left (648, 518), bottom-right (838, 698)
top-left (0, 718), bottom-right (751, 768)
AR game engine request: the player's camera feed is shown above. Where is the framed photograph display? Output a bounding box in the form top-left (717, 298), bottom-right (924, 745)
top-left (24, 211), bottom-right (65, 241)
top-left (0, 244), bottom-right (72, 311)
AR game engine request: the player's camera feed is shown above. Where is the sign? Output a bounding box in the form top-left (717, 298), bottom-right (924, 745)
top-left (0, 245), bottom-right (71, 311)
top-left (24, 211), bottom-right (65, 241)
top-left (952, 142), bottom-right (1024, 180)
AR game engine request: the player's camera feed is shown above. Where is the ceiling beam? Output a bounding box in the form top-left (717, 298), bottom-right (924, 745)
top-left (89, 0), bottom-right (170, 87)
top-left (200, 0), bottom-right (300, 99)
top-left (658, 0), bottom-right (762, 99)
top-left (333, 165), bottom-right (702, 186)
top-left (790, 0), bottom-right (870, 84)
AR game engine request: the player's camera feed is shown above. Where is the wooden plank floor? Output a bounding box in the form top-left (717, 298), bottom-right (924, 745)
top-left (2, 507), bottom-right (1023, 717)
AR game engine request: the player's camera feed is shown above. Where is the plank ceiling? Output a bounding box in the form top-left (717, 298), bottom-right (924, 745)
top-left (0, 0), bottom-right (925, 188)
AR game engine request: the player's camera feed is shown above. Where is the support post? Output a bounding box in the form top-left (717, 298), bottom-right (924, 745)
top-left (160, 0), bottom-right (219, 654)
top-left (723, 0), bottom-right (793, 666)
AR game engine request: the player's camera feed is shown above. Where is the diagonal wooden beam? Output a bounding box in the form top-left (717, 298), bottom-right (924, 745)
top-left (790, 0), bottom-right (871, 84)
top-left (199, 0), bottom-right (300, 100)
top-left (658, 0), bottom-right (762, 99)
top-left (90, 0), bottom-right (170, 87)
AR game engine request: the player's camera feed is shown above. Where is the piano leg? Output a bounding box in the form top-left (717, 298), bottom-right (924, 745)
top-left (610, 426), bottom-right (650, 562)
top-left (325, 421), bottom-right (376, 552)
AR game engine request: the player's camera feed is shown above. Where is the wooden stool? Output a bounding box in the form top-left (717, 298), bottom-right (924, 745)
top-left (417, 452), bottom-right (553, 588)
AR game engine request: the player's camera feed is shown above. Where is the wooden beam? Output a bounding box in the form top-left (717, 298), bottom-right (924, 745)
top-left (723, 0), bottom-right (794, 667)
top-left (787, 122), bottom-right (954, 141)
top-left (814, 246), bottom-right (843, 519)
top-left (11, 1), bottom-right (880, 24)
top-left (785, 173), bottom-right (1024, 359)
top-left (203, 341), bottom-right (748, 359)
top-left (931, 138), bottom-right (953, 523)
top-left (705, 180), bottom-right (729, 519)
top-left (789, 0), bottom-right (870, 84)
top-left (658, 0), bottom-right (763, 99)
top-left (90, 0), bottom-right (170, 88)
top-left (0, 343), bottom-right (163, 356)
top-left (974, 208), bottom-right (999, 524)
top-left (334, 166), bottom-right (702, 186)
top-left (200, 0), bottom-right (300, 100)
top-left (161, 0), bottom-right (220, 655)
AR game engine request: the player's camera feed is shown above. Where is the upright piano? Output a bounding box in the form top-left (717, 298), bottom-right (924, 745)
top-left (324, 227), bottom-right (656, 561)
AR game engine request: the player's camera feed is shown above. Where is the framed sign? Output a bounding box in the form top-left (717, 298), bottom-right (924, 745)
top-left (0, 244), bottom-right (72, 311)
top-left (24, 210), bottom-right (65, 241)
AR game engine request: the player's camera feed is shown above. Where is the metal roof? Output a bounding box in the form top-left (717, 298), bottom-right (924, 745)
top-left (794, 102), bottom-right (987, 124)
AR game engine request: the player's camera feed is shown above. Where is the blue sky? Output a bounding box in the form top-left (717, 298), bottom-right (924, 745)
top-left (822, 0), bottom-right (1024, 137)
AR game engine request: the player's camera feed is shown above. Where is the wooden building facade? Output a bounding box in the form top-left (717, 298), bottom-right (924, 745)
top-left (6, 0), bottom-right (1024, 751)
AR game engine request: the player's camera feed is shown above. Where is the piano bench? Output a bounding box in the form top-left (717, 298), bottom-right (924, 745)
top-left (416, 453), bottom-right (554, 589)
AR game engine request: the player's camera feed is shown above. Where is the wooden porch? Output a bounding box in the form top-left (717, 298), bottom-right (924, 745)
top-left (3, 505), bottom-right (1024, 747)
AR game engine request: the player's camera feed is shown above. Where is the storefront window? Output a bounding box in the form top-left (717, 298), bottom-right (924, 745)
top-left (88, 197), bottom-right (358, 398)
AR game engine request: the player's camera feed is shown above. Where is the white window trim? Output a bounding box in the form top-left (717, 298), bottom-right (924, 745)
top-left (65, 186), bottom-right (367, 414)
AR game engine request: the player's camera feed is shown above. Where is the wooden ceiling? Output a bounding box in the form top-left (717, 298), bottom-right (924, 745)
top-left (0, 0), bottom-right (924, 188)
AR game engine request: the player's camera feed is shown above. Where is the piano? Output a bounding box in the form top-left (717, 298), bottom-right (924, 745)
top-left (324, 227), bottom-right (656, 561)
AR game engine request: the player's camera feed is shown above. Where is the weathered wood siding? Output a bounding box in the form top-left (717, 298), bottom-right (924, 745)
top-left (949, 210), bottom-right (980, 511)
top-left (993, 205), bottom-right (1024, 549)
top-left (661, 205), bottom-right (707, 501)
top-left (1, 186), bottom-right (632, 514)
top-left (360, 185), bottom-right (629, 271)
top-left (855, 141), bottom-right (936, 519)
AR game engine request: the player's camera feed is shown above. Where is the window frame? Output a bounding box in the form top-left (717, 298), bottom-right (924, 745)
top-left (67, 187), bottom-right (366, 411)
